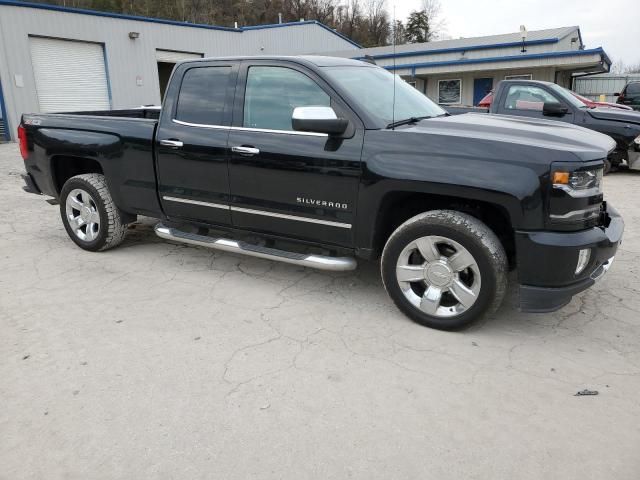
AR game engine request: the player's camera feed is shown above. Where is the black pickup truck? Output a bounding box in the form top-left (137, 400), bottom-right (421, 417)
top-left (446, 79), bottom-right (640, 173)
top-left (19, 56), bottom-right (624, 330)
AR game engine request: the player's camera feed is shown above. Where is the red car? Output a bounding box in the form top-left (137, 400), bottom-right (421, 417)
top-left (478, 90), bottom-right (633, 110)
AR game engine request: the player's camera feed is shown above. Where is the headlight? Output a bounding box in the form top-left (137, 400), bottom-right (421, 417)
top-left (552, 168), bottom-right (603, 197)
top-left (634, 135), bottom-right (640, 146)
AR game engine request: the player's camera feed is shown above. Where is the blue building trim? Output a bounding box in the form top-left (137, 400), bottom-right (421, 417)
top-left (383, 48), bottom-right (609, 72)
top-left (354, 38), bottom-right (561, 61)
top-left (0, 76), bottom-right (10, 141)
top-left (0, 0), bottom-right (362, 48)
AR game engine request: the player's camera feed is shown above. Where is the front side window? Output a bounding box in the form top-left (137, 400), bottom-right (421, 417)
top-left (504, 85), bottom-right (560, 111)
top-left (175, 66), bottom-right (231, 125)
top-left (438, 79), bottom-right (462, 104)
top-left (243, 66), bottom-right (330, 131)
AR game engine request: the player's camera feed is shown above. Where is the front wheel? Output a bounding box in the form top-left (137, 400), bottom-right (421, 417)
top-left (59, 173), bottom-right (127, 251)
top-left (381, 210), bottom-right (507, 330)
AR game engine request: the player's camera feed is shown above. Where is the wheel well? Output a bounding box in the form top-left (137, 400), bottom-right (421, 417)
top-left (373, 192), bottom-right (516, 267)
top-left (52, 156), bottom-right (103, 194)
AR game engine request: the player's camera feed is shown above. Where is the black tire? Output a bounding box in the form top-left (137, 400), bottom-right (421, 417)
top-left (59, 173), bottom-right (127, 252)
top-left (381, 210), bottom-right (507, 330)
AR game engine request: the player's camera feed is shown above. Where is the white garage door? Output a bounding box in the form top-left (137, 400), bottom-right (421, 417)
top-left (29, 37), bottom-right (111, 113)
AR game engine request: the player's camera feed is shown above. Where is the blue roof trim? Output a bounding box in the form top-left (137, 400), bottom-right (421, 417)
top-left (354, 38), bottom-right (560, 60)
top-left (0, 0), bottom-right (361, 47)
top-left (383, 48), bottom-right (609, 71)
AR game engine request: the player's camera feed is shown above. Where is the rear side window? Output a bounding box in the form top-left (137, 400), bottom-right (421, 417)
top-left (243, 66), bottom-right (330, 131)
top-left (503, 85), bottom-right (560, 111)
top-left (626, 83), bottom-right (640, 95)
top-left (175, 66), bottom-right (231, 125)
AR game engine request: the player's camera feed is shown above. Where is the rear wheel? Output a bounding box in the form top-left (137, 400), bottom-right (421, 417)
top-left (381, 210), bottom-right (507, 330)
top-left (59, 173), bottom-right (127, 251)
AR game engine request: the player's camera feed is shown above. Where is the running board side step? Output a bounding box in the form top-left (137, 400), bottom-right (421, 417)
top-left (154, 224), bottom-right (357, 272)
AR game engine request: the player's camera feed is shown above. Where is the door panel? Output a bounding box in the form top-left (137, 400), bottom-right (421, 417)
top-left (228, 62), bottom-right (363, 247)
top-left (156, 62), bottom-right (237, 225)
top-left (473, 78), bottom-right (493, 106)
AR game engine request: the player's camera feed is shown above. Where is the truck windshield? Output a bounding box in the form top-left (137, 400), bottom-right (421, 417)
top-left (550, 85), bottom-right (589, 109)
top-left (322, 66), bottom-right (447, 126)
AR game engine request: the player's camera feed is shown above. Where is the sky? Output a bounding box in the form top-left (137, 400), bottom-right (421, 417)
top-left (392, 0), bottom-right (639, 67)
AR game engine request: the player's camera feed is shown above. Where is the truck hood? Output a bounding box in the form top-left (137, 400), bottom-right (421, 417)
top-left (587, 107), bottom-right (640, 125)
top-left (404, 113), bottom-right (616, 161)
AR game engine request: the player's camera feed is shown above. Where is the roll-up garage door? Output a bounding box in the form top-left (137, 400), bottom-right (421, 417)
top-left (29, 37), bottom-right (111, 113)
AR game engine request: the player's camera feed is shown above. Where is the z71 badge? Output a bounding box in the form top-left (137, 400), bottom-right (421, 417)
top-left (296, 197), bottom-right (348, 210)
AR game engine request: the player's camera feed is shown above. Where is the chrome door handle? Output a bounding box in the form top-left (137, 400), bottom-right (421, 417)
top-left (232, 146), bottom-right (260, 156)
top-left (160, 139), bottom-right (183, 148)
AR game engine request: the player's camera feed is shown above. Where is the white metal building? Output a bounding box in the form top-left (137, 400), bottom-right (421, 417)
top-left (328, 26), bottom-right (611, 107)
top-left (0, 0), bottom-right (359, 141)
top-left (0, 1), bottom-right (613, 142)
top-left (574, 73), bottom-right (640, 103)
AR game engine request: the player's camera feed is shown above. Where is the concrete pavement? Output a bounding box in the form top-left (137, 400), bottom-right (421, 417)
top-left (1, 142), bottom-right (639, 479)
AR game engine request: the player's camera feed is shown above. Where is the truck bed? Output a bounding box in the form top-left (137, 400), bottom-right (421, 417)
top-left (21, 110), bottom-right (161, 218)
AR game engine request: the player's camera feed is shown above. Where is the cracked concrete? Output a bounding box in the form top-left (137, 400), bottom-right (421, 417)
top-left (1, 142), bottom-right (639, 479)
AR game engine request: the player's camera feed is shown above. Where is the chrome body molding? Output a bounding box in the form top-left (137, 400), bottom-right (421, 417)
top-left (162, 195), bottom-right (352, 229)
top-left (231, 206), bottom-right (352, 229)
top-left (154, 224), bottom-right (357, 272)
top-left (162, 195), bottom-right (229, 210)
top-left (549, 205), bottom-right (601, 220)
top-left (172, 119), bottom-right (328, 137)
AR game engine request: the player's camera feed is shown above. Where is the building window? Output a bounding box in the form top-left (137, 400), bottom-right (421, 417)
top-left (438, 79), bottom-right (461, 104)
top-left (505, 74), bottom-right (533, 80)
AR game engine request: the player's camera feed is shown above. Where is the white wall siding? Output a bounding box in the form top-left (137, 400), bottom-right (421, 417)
top-left (575, 74), bottom-right (640, 102)
top-left (0, 5), bottom-right (358, 139)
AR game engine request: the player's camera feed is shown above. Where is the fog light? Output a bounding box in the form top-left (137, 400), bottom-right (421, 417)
top-left (576, 248), bottom-right (591, 275)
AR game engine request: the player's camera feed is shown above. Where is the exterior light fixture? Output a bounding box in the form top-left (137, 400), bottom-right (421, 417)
top-left (520, 25), bottom-right (527, 53)
top-left (128, 32), bottom-right (140, 40)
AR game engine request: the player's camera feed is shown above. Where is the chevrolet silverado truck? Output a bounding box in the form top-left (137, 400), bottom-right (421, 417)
top-left (446, 79), bottom-right (640, 173)
top-left (18, 56), bottom-right (624, 330)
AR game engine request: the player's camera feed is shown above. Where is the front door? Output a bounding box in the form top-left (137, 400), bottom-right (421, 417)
top-left (155, 61), bottom-right (238, 225)
top-left (499, 83), bottom-right (574, 123)
top-left (473, 78), bottom-right (493, 106)
top-left (227, 61), bottom-right (363, 247)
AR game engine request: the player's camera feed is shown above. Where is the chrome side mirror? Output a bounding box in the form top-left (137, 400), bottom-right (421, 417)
top-left (292, 106), bottom-right (348, 135)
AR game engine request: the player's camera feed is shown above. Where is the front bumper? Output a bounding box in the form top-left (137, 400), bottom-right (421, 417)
top-left (517, 204), bottom-right (623, 313)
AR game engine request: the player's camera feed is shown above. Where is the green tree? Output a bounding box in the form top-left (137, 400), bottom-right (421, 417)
top-left (405, 9), bottom-right (432, 43)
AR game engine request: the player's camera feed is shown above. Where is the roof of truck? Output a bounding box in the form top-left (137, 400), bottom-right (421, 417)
top-left (189, 56), bottom-right (371, 68)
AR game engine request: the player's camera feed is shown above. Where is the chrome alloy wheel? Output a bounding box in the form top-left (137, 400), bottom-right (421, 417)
top-left (395, 235), bottom-right (481, 318)
top-left (65, 188), bottom-right (100, 242)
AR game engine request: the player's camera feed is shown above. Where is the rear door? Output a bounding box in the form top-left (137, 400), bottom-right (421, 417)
top-left (155, 61), bottom-right (238, 225)
top-left (227, 60), bottom-right (363, 247)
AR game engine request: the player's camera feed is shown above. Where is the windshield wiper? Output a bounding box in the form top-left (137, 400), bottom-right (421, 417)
top-left (386, 115), bottom-right (432, 129)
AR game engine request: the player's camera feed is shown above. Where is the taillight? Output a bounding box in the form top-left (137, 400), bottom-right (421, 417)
top-left (17, 125), bottom-right (28, 160)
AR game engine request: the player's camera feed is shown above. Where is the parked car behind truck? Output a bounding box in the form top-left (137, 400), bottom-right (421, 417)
top-left (448, 79), bottom-right (640, 173)
top-left (19, 56), bottom-right (623, 330)
top-left (616, 81), bottom-right (640, 111)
